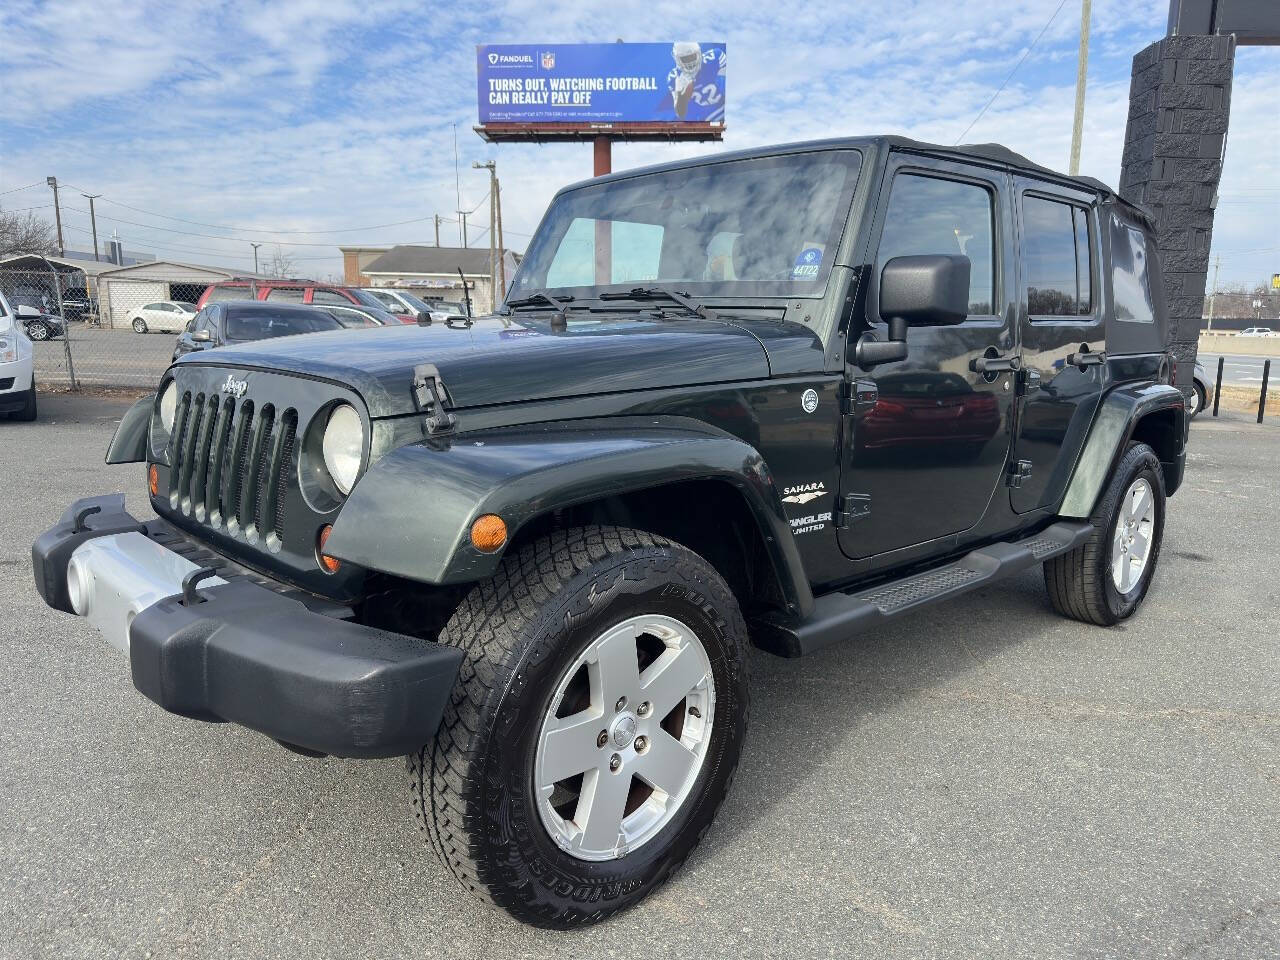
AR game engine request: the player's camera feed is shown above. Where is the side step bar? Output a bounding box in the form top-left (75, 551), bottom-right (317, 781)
top-left (753, 521), bottom-right (1094, 658)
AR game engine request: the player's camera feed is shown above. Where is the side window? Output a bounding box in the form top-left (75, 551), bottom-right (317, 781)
top-left (206, 285), bottom-right (255, 302)
top-left (188, 308), bottom-right (208, 334)
top-left (1023, 196), bottom-right (1093, 317)
top-left (311, 290), bottom-right (350, 305)
top-left (1109, 216), bottom-right (1155, 324)
top-left (876, 173), bottom-right (996, 315)
top-left (267, 286), bottom-right (305, 303)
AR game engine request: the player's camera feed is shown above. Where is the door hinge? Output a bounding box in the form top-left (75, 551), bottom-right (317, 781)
top-left (1017, 367), bottom-right (1042, 396)
top-left (412, 363), bottom-right (456, 435)
top-left (835, 493), bottom-right (872, 528)
top-left (1006, 459), bottom-right (1033, 488)
top-left (839, 379), bottom-right (878, 416)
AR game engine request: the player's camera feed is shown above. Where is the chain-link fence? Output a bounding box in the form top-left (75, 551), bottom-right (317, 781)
top-left (1, 266), bottom-right (218, 389)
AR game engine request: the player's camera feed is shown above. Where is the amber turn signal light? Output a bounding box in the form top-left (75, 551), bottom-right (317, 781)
top-left (316, 524), bottom-right (341, 574)
top-left (148, 464), bottom-right (159, 497)
top-left (470, 514), bottom-right (507, 553)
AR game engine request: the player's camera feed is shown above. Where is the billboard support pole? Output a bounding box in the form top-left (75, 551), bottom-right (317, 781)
top-left (593, 137), bottom-right (613, 284)
top-left (593, 136), bottom-right (611, 176)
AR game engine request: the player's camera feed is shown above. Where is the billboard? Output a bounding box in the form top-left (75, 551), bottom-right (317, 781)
top-left (477, 42), bottom-right (726, 125)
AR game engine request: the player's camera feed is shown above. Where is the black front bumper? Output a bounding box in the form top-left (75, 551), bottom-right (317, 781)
top-left (33, 495), bottom-right (464, 758)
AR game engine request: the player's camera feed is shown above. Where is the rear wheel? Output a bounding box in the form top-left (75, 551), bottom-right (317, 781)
top-left (132, 317), bottom-right (148, 334)
top-left (1189, 381), bottom-right (1205, 417)
top-left (1045, 441), bottom-right (1165, 625)
top-left (409, 525), bottom-right (749, 928)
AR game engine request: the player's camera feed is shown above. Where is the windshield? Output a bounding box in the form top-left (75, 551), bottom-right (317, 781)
top-left (226, 308), bottom-right (340, 341)
top-left (394, 291), bottom-right (434, 312)
top-left (512, 150), bottom-right (862, 300)
top-left (350, 288), bottom-right (396, 309)
top-left (433, 301), bottom-right (465, 315)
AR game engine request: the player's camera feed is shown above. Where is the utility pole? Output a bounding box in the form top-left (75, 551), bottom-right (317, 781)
top-left (46, 177), bottom-right (65, 256)
top-left (495, 176), bottom-right (506, 298)
top-left (434, 214), bottom-right (441, 247)
top-left (81, 194), bottom-right (102, 261)
top-left (250, 242), bottom-right (262, 274)
top-left (1207, 254), bottom-right (1220, 332)
top-left (460, 212), bottom-right (468, 248)
top-left (474, 161), bottom-right (497, 311)
top-left (1068, 0), bottom-right (1091, 176)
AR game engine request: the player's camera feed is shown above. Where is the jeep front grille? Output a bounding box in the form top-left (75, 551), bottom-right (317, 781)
top-left (168, 390), bottom-right (296, 547)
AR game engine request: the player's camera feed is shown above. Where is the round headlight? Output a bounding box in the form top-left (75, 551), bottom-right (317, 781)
top-left (321, 404), bottom-right (364, 495)
top-left (158, 381), bottom-right (178, 432)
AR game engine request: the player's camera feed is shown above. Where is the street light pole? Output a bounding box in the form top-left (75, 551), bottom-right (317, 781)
top-left (46, 177), bottom-right (65, 256)
top-left (1068, 0), bottom-right (1092, 176)
top-left (250, 242), bottom-right (262, 274)
top-left (81, 194), bottom-right (102, 261)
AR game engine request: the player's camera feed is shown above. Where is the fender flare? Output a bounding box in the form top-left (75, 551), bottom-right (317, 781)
top-left (325, 416), bottom-right (814, 616)
top-left (105, 393), bottom-right (155, 465)
top-left (1059, 382), bottom-right (1186, 518)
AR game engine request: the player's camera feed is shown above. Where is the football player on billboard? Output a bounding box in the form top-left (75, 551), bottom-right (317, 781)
top-left (662, 42), bottom-right (726, 121)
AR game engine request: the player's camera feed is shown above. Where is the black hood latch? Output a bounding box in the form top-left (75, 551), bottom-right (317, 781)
top-left (412, 363), bottom-right (456, 435)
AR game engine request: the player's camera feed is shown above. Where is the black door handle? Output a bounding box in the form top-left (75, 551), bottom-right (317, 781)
top-left (1067, 347), bottom-right (1106, 367)
top-left (970, 353), bottom-right (1021, 374)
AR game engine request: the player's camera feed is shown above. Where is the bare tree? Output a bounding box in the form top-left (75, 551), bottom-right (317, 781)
top-left (0, 208), bottom-right (57, 258)
top-left (265, 244), bottom-right (297, 278)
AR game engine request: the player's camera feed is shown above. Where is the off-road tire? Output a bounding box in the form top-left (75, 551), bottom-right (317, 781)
top-left (408, 525), bottom-right (750, 928)
top-left (1045, 441), bottom-right (1165, 625)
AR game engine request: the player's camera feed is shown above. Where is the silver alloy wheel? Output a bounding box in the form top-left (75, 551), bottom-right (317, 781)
top-left (132, 317), bottom-right (147, 334)
top-left (1111, 477), bottom-right (1156, 593)
top-left (27, 322), bottom-right (48, 341)
top-left (1188, 385), bottom-right (1201, 416)
top-left (534, 614), bottom-right (715, 862)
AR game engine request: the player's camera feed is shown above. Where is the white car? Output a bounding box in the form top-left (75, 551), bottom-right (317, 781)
top-left (127, 301), bottom-right (198, 334)
top-left (366, 288), bottom-right (431, 321)
top-left (1238, 327), bottom-right (1275, 338)
top-left (0, 291), bottom-right (37, 421)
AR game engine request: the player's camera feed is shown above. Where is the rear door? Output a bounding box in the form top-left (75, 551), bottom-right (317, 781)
top-left (1008, 179), bottom-right (1106, 513)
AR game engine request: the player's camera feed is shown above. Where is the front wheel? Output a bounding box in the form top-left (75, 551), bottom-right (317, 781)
top-left (26, 321), bottom-right (50, 341)
top-left (409, 525), bottom-right (749, 928)
top-left (1045, 441), bottom-right (1166, 625)
top-left (132, 317), bottom-right (148, 334)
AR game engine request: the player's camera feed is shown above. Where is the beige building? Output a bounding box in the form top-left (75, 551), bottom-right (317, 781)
top-left (339, 245), bottom-right (519, 313)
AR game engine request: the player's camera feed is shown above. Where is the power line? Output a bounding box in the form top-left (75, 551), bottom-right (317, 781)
top-left (0, 181), bottom-right (45, 197)
top-left (954, 0), bottom-right (1070, 145)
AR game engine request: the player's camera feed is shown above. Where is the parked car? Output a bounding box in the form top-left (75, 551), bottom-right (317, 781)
top-left (14, 299), bottom-right (66, 341)
top-left (0, 290), bottom-right (37, 420)
top-left (197, 279), bottom-right (414, 321)
top-left (172, 300), bottom-right (345, 359)
top-left (35, 136), bottom-right (1188, 929)
top-left (366, 288), bottom-right (434, 323)
top-left (1189, 360), bottom-right (1212, 417)
top-left (61, 286), bottom-right (98, 321)
top-left (314, 303), bottom-right (398, 328)
top-left (127, 301), bottom-right (198, 334)
top-left (1238, 327), bottom-right (1275, 337)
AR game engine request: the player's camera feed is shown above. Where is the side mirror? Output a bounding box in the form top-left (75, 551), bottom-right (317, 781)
top-left (16, 304), bottom-right (39, 319)
top-left (192, 329), bottom-right (211, 342)
top-left (879, 254), bottom-right (970, 326)
top-left (416, 310), bottom-right (432, 326)
top-left (851, 255), bottom-right (971, 368)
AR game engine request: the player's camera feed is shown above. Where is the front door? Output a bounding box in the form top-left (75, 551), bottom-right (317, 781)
top-left (1008, 179), bottom-right (1106, 513)
top-left (838, 154), bottom-right (1017, 561)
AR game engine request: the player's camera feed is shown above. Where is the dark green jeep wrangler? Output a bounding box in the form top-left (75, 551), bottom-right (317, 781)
top-left (32, 136), bottom-right (1186, 928)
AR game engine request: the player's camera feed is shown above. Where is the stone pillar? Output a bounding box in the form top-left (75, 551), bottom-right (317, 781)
top-left (1119, 34), bottom-right (1234, 392)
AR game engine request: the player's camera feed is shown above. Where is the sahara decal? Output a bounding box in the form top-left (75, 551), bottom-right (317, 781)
top-left (782, 481), bottom-right (827, 505)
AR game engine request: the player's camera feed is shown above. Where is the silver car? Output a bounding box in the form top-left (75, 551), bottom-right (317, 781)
top-left (1190, 360), bottom-right (1213, 417)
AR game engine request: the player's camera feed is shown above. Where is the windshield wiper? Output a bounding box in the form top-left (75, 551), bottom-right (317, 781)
top-left (505, 290), bottom-right (574, 313)
top-left (598, 287), bottom-right (718, 321)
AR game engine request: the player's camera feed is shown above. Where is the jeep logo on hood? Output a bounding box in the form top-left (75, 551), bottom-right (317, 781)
top-left (220, 374), bottom-right (248, 399)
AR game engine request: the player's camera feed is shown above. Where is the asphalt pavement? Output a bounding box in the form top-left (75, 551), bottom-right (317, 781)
top-left (32, 325), bottom-right (177, 388)
top-left (1, 395), bottom-right (1278, 960)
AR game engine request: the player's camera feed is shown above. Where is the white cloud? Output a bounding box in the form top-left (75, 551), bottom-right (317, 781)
top-left (0, 0), bottom-right (1274, 284)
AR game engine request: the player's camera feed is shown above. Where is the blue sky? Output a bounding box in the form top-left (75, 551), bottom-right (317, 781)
top-left (1, 0), bottom-right (1276, 286)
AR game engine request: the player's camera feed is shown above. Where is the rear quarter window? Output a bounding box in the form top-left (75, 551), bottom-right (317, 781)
top-left (206, 285), bottom-right (257, 302)
top-left (1106, 212), bottom-right (1167, 355)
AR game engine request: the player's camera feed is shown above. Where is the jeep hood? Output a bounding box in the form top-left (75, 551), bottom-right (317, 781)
top-left (175, 314), bottom-right (772, 418)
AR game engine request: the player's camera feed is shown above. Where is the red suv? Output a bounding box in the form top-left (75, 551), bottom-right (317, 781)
top-left (195, 279), bottom-right (420, 323)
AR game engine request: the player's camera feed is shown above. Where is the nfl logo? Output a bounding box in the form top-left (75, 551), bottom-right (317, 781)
top-left (541, 51), bottom-right (555, 69)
